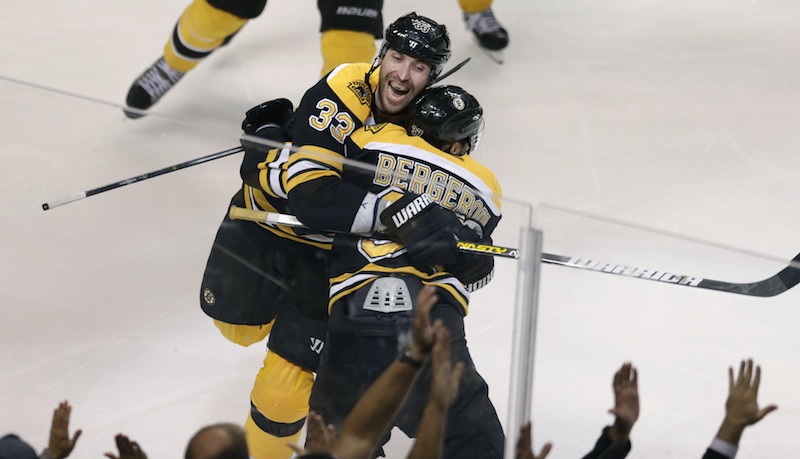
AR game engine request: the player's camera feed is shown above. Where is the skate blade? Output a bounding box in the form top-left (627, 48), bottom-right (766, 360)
top-left (481, 48), bottom-right (504, 64)
top-left (470, 36), bottom-right (505, 64)
top-left (122, 107), bottom-right (146, 119)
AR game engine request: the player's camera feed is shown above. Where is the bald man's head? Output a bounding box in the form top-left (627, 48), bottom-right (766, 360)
top-left (184, 423), bottom-right (249, 459)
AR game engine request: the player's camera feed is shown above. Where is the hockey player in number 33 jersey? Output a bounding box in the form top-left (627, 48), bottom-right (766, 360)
top-left (289, 84), bottom-right (502, 317)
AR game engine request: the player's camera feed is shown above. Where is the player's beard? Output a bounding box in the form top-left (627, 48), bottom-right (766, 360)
top-left (374, 78), bottom-right (415, 123)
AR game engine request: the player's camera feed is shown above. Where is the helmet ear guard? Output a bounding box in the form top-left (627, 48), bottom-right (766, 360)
top-left (407, 85), bottom-right (484, 156)
top-left (377, 12), bottom-right (452, 80)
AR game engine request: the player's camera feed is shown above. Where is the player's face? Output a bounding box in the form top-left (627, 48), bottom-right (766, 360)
top-left (375, 50), bottom-right (431, 116)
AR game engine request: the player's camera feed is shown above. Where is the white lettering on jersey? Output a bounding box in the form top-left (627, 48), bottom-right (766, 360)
top-left (390, 194), bottom-right (433, 228)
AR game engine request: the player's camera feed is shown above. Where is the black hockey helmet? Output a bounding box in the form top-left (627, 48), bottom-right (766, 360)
top-left (407, 85), bottom-right (484, 156)
top-left (378, 12), bottom-right (451, 80)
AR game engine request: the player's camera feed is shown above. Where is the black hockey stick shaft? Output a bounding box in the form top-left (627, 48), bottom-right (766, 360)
top-left (42, 145), bottom-right (244, 210)
top-left (228, 206), bottom-right (800, 297)
top-left (432, 58), bottom-right (471, 84)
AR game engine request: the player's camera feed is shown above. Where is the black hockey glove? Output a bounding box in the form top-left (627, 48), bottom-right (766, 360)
top-left (380, 193), bottom-right (464, 271)
top-left (240, 98), bottom-right (294, 185)
top-left (241, 97), bottom-right (294, 138)
top-left (447, 233), bottom-right (496, 291)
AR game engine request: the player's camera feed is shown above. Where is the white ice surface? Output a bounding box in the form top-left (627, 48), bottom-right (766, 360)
top-left (1, 1), bottom-right (799, 458)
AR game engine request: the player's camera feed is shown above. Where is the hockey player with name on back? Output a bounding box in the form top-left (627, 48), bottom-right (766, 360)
top-left (287, 85), bottom-right (506, 457)
top-left (198, 12), bottom-right (455, 459)
top-left (123, 0), bottom-right (509, 117)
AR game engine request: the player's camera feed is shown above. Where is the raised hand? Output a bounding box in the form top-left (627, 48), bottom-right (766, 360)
top-left (608, 362), bottom-right (639, 443)
top-left (515, 422), bottom-right (552, 459)
top-left (428, 327), bottom-right (464, 411)
top-left (104, 434), bottom-right (147, 459)
top-left (716, 359), bottom-right (778, 445)
top-left (289, 411), bottom-right (336, 455)
top-left (46, 401), bottom-right (82, 459)
top-left (407, 285), bottom-right (443, 361)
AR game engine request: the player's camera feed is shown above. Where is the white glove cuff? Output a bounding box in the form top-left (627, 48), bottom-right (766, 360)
top-left (351, 193), bottom-right (391, 234)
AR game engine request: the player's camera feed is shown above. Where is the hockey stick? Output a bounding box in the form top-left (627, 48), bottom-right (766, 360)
top-left (432, 57), bottom-right (471, 84)
top-left (543, 252), bottom-right (800, 298)
top-left (227, 205), bottom-right (520, 259)
top-left (228, 206), bottom-right (800, 297)
top-left (42, 146), bottom-right (244, 210)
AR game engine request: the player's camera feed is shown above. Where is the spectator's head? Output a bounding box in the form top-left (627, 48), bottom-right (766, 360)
top-left (0, 434), bottom-right (37, 459)
top-left (372, 13), bottom-right (451, 118)
top-left (407, 85), bottom-right (484, 157)
top-left (183, 423), bottom-right (248, 459)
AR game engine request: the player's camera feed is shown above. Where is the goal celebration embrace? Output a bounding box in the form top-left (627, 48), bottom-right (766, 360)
top-left (16, 2), bottom-right (800, 459)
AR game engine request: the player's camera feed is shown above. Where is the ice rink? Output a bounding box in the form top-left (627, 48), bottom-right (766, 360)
top-left (1, 1), bottom-right (799, 458)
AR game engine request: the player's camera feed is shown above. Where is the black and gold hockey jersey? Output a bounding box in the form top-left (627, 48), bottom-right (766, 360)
top-left (286, 62), bottom-right (385, 233)
top-left (319, 122), bottom-right (502, 315)
top-left (290, 62), bottom-right (378, 163)
top-left (241, 62), bottom-right (380, 249)
top-left (241, 141), bottom-right (334, 251)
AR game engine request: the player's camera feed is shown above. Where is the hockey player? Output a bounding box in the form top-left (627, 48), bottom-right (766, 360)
top-left (284, 11), bottom-right (451, 230)
top-left (124, 0), bottom-right (384, 118)
top-left (123, 0), bottom-right (508, 117)
top-left (199, 98), bottom-right (330, 459)
top-left (198, 13), bottom-right (454, 459)
top-left (288, 85), bottom-right (506, 457)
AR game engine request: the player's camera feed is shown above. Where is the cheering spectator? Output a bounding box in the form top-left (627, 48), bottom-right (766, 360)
top-left (105, 435), bottom-right (146, 459)
top-left (702, 359), bottom-right (778, 459)
top-left (514, 422), bottom-right (552, 459)
top-left (0, 401), bottom-right (81, 459)
top-left (515, 362), bottom-right (640, 459)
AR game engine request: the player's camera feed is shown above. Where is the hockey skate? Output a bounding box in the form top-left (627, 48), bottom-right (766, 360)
top-left (124, 57), bottom-right (185, 119)
top-left (464, 8), bottom-right (509, 64)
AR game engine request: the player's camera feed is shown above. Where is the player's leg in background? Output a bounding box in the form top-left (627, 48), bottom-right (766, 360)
top-left (245, 250), bottom-right (330, 459)
top-left (458, 0), bottom-right (509, 63)
top-left (317, 0), bottom-right (383, 75)
top-left (125, 0), bottom-right (267, 116)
